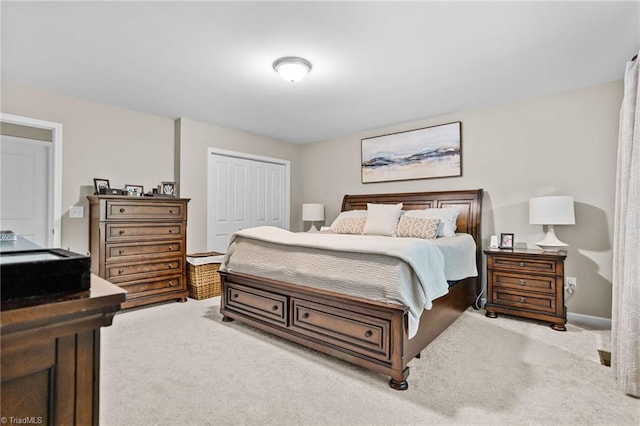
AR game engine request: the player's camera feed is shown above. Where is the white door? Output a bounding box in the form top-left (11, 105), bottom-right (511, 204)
top-left (207, 151), bottom-right (288, 253)
top-left (1, 135), bottom-right (50, 247)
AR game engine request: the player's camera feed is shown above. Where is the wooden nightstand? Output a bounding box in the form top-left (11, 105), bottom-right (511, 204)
top-left (484, 248), bottom-right (567, 331)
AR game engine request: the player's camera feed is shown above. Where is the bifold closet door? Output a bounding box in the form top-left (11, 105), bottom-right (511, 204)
top-left (208, 153), bottom-right (287, 253)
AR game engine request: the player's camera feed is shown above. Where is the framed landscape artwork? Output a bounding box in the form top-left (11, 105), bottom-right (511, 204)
top-left (361, 121), bottom-right (462, 183)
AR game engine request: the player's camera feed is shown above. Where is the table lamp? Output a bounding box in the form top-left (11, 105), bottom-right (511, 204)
top-left (529, 196), bottom-right (575, 251)
top-left (302, 203), bottom-right (324, 232)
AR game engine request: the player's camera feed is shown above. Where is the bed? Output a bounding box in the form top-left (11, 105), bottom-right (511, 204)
top-left (219, 189), bottom-right (483, 390)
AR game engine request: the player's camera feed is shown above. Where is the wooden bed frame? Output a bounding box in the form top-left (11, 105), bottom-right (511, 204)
top-left (219, 189), bottom-right (483, 390)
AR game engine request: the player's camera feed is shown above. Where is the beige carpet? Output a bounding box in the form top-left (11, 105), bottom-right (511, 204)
top-left (100, 297), bottom-right (639, 425)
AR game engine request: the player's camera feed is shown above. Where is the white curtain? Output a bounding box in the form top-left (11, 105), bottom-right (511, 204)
top-left (612, 53), bottom-right (640, 398)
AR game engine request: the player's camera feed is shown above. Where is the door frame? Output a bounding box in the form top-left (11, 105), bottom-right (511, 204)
top-left (207, 147), bottom-right (290, 251)
top-left (0, 113), bottom-right (63, 247)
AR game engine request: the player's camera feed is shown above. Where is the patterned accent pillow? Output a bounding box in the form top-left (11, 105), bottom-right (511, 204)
top-left (396, 216), bottom-right (440, 239)
top-left (333, 217), bottom-right (366, 235)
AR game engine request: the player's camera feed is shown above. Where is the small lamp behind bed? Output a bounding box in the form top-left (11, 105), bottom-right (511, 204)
top-left (302, 203), bottom-right (324, 232)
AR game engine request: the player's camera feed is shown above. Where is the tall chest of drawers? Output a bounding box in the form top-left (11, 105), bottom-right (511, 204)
top-left (88, 195), bottom-right (190, 309)
top-left (484, 249), bottom-right (567, 331)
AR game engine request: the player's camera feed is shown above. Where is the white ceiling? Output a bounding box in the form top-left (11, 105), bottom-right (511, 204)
top-left (2, 1), bottom-right (638, 144)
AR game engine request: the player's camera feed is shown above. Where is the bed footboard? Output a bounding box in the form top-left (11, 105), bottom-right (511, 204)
top-left (219, 270), bottom-right (413, 389)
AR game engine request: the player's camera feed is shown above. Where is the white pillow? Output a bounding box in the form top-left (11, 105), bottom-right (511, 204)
top-left (403, 207), bottom-right (460, 237)
top-left (363, 203), bottom-right (403, 236)
top-left (330, 210), bottom-right (367, 230)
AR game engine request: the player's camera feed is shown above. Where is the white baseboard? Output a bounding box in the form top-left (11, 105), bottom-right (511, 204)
top-left (567, 312), bottom-right (612, 329)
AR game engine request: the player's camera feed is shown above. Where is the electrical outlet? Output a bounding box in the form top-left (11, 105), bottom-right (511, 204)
top-left (565, 276), bottom-right (577, 294)
top-left (69, 206), bottom-right (84, 218)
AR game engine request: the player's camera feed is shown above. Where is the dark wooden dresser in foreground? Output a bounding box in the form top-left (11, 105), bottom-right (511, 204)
top-left (484, 248), bottom-right (567, 331)
top-left (0, 275), bottom-right (125, 425)
top-left (88, 195), bottom-right (190, 309)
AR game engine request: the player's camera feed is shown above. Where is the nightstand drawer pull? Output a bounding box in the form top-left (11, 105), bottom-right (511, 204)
top-left (519, 279), bottom-right (526, 285)
top-left (364, 330), bottom-right (373, 338)
top-left (232, 293), bottom-right (239, 299)
top-left (519, 262), bottom-right (525, 267)
top-left (119, 208), bottom-right (125, 213)
top-left (119, 230), bottom-right (125, 235)
top-left (302, 312), bottom-right (309, 319)
top-left (519, 296), bottom-right (526, 303)
top-left (271, 305), bottom-right (278, 311)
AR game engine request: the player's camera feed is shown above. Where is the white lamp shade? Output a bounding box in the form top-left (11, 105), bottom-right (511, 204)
top-left (529, 196), bottom-right (575, 225)
top-left (302, 203), bottom-right (325, 222)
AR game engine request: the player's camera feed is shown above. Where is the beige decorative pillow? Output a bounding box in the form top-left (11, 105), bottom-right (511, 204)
top-left (396, 216), bottom-right (440, 239)
top-left (363, 203), bottom-right (403, 236)
top-left (333, 217), bottom-right (366, 235)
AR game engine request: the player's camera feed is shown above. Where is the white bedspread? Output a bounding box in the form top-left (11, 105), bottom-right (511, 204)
top-left (221, 226), bottom-right (477, 338)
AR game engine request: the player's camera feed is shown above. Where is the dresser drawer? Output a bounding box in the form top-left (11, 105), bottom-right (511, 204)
top-left (105, 240), bottom-right (182, 262)
top-left (489, 256), bottom-right (557, 274)
top-left (226, 284), bottom-right (287, 326)
top-left (492, 272), bottom-right (556, 294)
top-left (105, 223), bottom-right (184, 242)
top-left (290, 298), bottom-right (391, 362)
top-left (493, 289), bottom-right (556, 313)
top-left (105, 200), bottom-right (186, 220)
top-left (119, 275), bottom-right (184, 297)
top-left (105, 257), bottom-right (182, 283)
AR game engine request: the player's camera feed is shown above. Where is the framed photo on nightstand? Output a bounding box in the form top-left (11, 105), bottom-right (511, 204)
top-left (499, 233), bottom-right (514, 249)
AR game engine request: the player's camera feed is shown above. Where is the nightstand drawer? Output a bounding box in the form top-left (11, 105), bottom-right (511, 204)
top-left (490, 256), bottom-right (557, 274)
top-left (493, 272), bottom-right (556, 294)
top-left (493, 289), bottom-right (556, 313)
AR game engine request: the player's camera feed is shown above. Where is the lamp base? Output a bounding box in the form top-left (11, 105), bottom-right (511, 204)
top-left (536, 225), bottom-right (568, 252)
top-left (307, 224), bottom-right (319, 233)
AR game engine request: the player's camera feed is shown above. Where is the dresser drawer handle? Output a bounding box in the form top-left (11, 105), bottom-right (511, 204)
top-left (519, 279), bottom-right (525, 285)
top-left (168, 229), bottom-right (173, 233)
top-left (168, 246), bottom-right (174, 251)
top-left (168, 280), bottom-right (174, 287)
top-left (301, 312), bottom-right (309, 319)
top-left (271, 305), bottom-right (278, 311)
top-left (168, 263), bottom-right (173, 269)
top-left (519, 262), bottom-right (525, 267)
top-left (119, 230), bottom-right (125, 235)
top-left (364, 330), bottom-right (373, 338)
top-left (118, 268), bottom-right (124, 274)
top-left (232, 293), bottom-right (239, 299)
top-left (169, 208), bottom-right (174, 214)
top-left (118, 249), bottom-right (124, 255)
top-left (519, 296), bottom-right (526, 303)
top-left (119, 208), bottom-right (125, 213)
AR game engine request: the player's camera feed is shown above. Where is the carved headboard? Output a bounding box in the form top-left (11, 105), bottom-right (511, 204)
top-left (341, 189), bottom-right (484, 279)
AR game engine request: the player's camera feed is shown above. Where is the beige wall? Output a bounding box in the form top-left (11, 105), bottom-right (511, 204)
top-left (2, 79), bottom-right (621, 319)
top-left (2, 80), bottom-right (176, 254)
top-left (300, 81), bottom-right (623, 319)
top-left (176, 118), bottom-right (302, 253)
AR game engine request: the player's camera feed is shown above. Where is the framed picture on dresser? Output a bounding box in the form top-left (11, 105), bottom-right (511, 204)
top-left (161, 181), bottom-right (176, 197)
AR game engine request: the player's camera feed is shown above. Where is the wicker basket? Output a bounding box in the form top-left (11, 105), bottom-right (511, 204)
top-left (186, 252), bottom-right (223, 300)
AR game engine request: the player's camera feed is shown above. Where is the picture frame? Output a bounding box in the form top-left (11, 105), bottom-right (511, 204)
top-left (161, 181), bottom-right (176, 197)
top-left (361, 121), bottom-right (462, 183)
top-left (499, 233), bottom-right (515, 249)
top-left (124, 184), bottom-right (144, 197)
top-left (93, 178), bottom-right (110, 194)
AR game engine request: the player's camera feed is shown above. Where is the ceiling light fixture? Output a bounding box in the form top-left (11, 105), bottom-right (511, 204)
top-left (272, 56), bottom-right (312, 83)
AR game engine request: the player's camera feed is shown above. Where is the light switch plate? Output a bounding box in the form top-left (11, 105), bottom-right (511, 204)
top-left (69, 206), bottom-right (84, 218)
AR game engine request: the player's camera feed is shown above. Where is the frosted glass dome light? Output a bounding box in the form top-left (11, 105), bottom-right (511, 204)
top-left (273, 57), bottom-right (312, 83)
